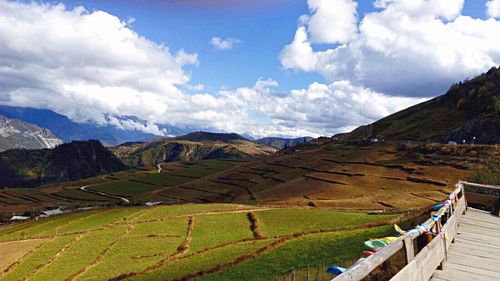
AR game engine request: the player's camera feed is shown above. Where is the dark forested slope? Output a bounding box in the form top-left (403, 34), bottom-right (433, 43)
top-left (0, 140), bottom-right (126, 187)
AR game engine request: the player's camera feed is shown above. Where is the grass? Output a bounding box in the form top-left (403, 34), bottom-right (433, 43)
top-left (54, 189), bottom-right (111, 201)
top-left (1, 235), bottom-right (75, 280)
top-left (470, 159), bottom-right (500, 187)
top-left (189, 213), bottom-right (254, 252)
top-left (256, 209), bottom-right (396, 237)
top-left (84, 160), bottom-right (238, 197)
top-left (78, 236), bottom-right (180, 280)
top-left (0, 211), bottom-right (97, 241)
top-left (132, 173), bottom-right (192, 186)
top-left (55, 208), bottom-right (144, 234)
top-left (0, 204), bottom-right (398, 281)
top-left (129, 239), bottom-right (274, 281)
top-left (197, 226), bottom-right (394, 281)
top-left (29, 227), bottom-right (127, 281)
top-left (136, 203), bottom-right (257, 222)
top-left (90, 180), bottom-right (161, 196)
top-left (0, 239), bottom-right (47, 273)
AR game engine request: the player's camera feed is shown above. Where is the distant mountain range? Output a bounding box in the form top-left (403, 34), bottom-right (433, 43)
top-left (256, 137), bottom-right (313, 149)
top-left (0, 115), bottom-right (62, 152)
top-left (339, 66), bottom-right (500, 144)
top-left (0, 106), bottom-right (195, 146)
top-left (113, 131), bottom-right (278, 166)
top-left (0, 140), bottom-right (126, 187)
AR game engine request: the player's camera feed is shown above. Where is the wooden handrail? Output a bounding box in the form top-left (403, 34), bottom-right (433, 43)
top-left (460, 180), bottom-right (500, 191)
top-left (332, 182), bottom-right (467, 281)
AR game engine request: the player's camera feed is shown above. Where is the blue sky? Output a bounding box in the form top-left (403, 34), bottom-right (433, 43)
top-left (1, 0), bottom-right (500, 137)
top-left (52, 0), bottom-right (491, 93)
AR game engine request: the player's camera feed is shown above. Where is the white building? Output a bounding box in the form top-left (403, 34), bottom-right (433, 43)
top-left (145, 201), bottom-right (162, 206)
top-left (40, 208), bottom-right (63, 217)
top-left (10, 215), bottom-right (30, 221)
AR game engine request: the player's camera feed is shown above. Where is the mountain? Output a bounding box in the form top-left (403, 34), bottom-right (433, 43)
top-left (0, 115), bottom-right (62, 152)
top-left (0, 140), bottom-right (126, 187)
top-left (0, 106), bottom-right (195, 146)
top-left (339, 67), bottom-right (500, 144)
top-left (112, 132), bottom-right (278, 166)
top-left (257, 137), bottom-right (313, 149)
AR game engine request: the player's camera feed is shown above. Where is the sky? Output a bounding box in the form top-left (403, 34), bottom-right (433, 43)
top-left (0, 0), bottom-right (500, 138)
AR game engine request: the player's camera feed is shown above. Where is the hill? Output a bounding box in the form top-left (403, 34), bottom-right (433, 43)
top-left (112, 132), bottom-right (277, 166)
top-left (257, 137), bottom-right (313, 149)
top-left (339, 67), bottom-right (500, 144)
top-left (176, 131), bottom-right (248, 142)
top-left (0, 106), bottom-right (196, 146)
top-left (0, 140), bottom-right (126, 187)
top-left (0, 115), bottom-right (62, 152)
top-left (7, 140), bottom-right (491, 215)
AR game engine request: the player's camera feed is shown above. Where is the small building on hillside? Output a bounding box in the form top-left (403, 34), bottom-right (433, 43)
top-left (10, 215), bottom-right (30, 221)
top-left (40, 208), bottom-right (63, 218)
top-left (145, 201), bottom-right (162, 207)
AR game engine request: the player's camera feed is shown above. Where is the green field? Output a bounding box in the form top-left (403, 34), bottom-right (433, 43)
top-left (88, 160), bottom-right (239, 197)
top-left (0, 204), bottom-right (397, 281)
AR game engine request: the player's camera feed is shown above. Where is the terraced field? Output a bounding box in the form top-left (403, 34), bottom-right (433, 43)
top-left (0, 160), bottom-right (242, 220)
top-left (0, 204), bottom-right (398, 281)
top-left (160, 142), bottom-right (496, 210)
top-left (2, 142), bottom-right (496, 223)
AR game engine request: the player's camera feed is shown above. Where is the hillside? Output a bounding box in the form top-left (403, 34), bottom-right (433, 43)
top-left (0, 140), bottom-right (126, 187)
top-left (3, 140), bottom-right (491, 214)
top-left (0, 115), bottom-right (62, 152)
top-left (339, 67), bottom-right (500, 144)
top-left (112, 132), bottom-right (277, 166)
top-left (0, 204), bottom-right (397, 281)
top-left (257, 137), bottom-right (313, 149)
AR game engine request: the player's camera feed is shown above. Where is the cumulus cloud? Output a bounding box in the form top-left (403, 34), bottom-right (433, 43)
top-left (303, 0), bottom-right (358, 44)
top-left (487, 0), bottom-right (500, 18)
top-left (0, 0), bottom-right (425, 138)
top-left (0, 0), bottom-right (197, 125)
top-left (199, 79), bottom-right (425, 138)
top-left (281, 0), bottom-right (500, 97)
top-left (210, 37), bottom-right (241, 50)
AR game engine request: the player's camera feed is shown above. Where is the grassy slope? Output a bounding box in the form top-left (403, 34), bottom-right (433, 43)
top-left (342, 66), bottom-right (500, 143)
top-left (197, 226), bottom-right (393, 281)
top-left (0, 204), bottom-right (397, 281)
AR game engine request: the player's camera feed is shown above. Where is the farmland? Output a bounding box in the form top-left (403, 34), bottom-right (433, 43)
top-left (0, 204), bottom-right (398, 281)
top-left (0, 159), bottom-right (242, 220)
top-left (2, 142), bottom-right (498, 222)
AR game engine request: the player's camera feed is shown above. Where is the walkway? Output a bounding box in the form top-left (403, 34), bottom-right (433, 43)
top-left (431, 208), bottom-right (500, 281)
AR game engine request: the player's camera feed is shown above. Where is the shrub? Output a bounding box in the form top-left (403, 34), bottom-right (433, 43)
top-left (470, 159), bottom-right (500, 186)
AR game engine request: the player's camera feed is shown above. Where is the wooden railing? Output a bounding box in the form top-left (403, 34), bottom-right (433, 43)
top-left (332, 180), bottom-right (499, 281)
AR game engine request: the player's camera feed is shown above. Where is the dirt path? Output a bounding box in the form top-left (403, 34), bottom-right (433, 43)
top-left (80, 185), bottom-right (130, 204)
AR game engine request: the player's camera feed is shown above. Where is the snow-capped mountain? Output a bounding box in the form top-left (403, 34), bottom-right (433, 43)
top-left (0, 115), bottom-right (62, 151)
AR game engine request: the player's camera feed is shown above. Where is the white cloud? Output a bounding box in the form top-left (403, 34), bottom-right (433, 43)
top-left (486, 0), bottom-right (500, 18)
top-left (210, 37), bottom-right (242, 50)
top-left (280, 27), bottom-right (318, 71)
top-left (0, 0), bottom-right (197, 126)
top-left (185, 84), bottom-right (205, 91)
top-left (305, 0), bottom-right (358, 44)
top-left (0, 0), bottom-right (427, 138)
top-left (202, 79), bottom-right (425, 138)
top-left (281, 0), bottom-right (500, 97)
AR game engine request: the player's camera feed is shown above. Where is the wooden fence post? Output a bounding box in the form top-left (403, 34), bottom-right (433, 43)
top-left (403, 237), bottom-right (415, 263)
